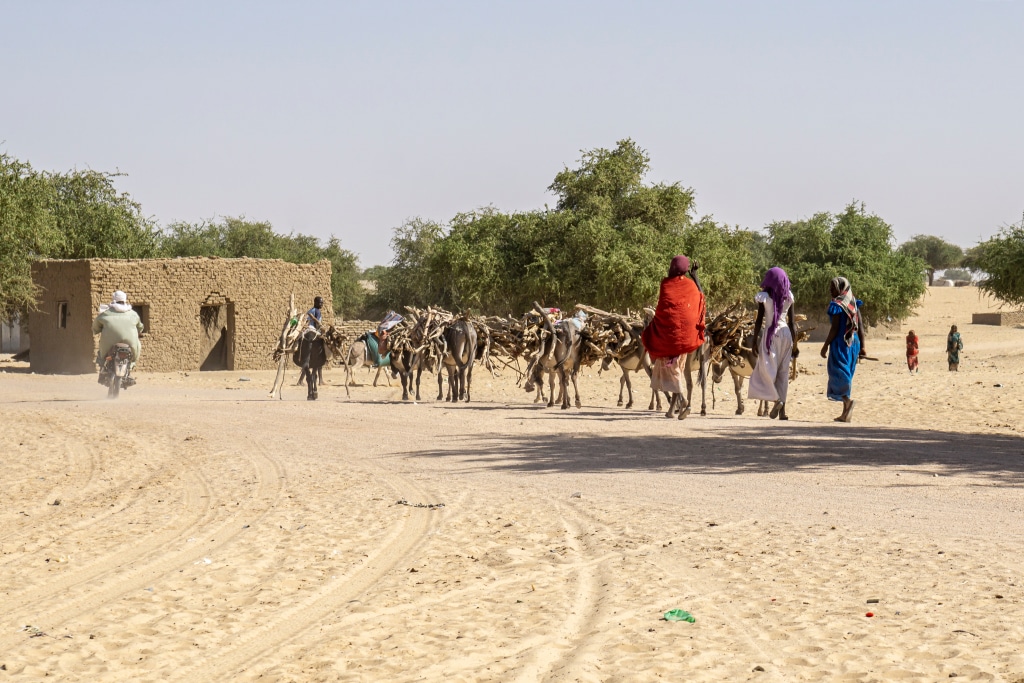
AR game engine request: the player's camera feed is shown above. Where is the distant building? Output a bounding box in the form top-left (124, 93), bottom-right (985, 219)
top-left (1, 315), bottom-right (29, 354)
top-left (30, 257), bottom-right (331, 373)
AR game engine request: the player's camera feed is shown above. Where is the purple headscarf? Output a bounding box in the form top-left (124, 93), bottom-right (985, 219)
top-left (668, 255), bottom-right (690, 278)
top-left (760, 267), bottom-right (790, 351)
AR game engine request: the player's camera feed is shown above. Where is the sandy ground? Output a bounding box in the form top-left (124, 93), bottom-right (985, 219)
top-left (1, 286), bottom-right (1023, 682)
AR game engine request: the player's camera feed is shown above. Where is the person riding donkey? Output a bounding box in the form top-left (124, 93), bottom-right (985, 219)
top-left (298, 296), bottom-right (327, 386)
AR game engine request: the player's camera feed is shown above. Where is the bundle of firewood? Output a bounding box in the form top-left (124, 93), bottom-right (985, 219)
top-left (383, 306), bottom-right (454, 372)
top-left (572, 305), bottom-right (646, 367)
top-left (705, 303), bottom-right (756, 368)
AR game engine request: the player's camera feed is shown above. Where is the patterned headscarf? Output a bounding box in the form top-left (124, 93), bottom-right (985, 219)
top-left (667, 255), bottom-right (690, 278)
top-left (830, 276), bottom-right (859, 346)
top-left (760, 267), bottom-right (791, 351)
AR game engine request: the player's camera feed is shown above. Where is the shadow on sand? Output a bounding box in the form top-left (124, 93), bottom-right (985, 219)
top-left (405, 423), bottom-right (1024, 484)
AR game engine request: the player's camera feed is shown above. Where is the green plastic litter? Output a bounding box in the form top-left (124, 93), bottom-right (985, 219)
top-left (664, 609), bottom-right (695, 623)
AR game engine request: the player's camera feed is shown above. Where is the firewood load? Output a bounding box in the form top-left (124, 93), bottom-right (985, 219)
top-left (469, 308), bottom-right (565, 385)
top-left (383, 306), bottom-right (454, 373)
top-left (705, 303), bottom-right (756, 369)
top-left (573, 304), bottom-right (646, 368)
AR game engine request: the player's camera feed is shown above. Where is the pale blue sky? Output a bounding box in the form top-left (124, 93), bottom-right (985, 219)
top-left (3, 1), bottom-right (1022, 266)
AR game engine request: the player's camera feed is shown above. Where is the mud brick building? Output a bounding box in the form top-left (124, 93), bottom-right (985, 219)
top-left (30, 257), bottom-right (332, 373)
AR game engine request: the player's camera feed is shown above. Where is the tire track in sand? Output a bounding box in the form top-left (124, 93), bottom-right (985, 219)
top-left (170, 473), bottom-right (439, 682)
top-left (510, 501), bottom-right (613, 683)
top-left (0, 431), bottom-right (187, 565)
top-left (0, 420), bottom-right (100, 548)
top-left (0, 442), bottom-right (285, 651)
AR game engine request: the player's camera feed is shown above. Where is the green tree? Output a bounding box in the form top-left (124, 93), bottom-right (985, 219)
top-left (366, 218), bottom-right (445, 315)
top-left (47, 169), bottom-right (159, 259)
top-left (898, 234), bottom-right (964, 286)
top-left (0, 156), bottom-right (157, 320)
top-left (768, 202), bottom-right (926, 326)
top-left (0, 154), bottom-right (58, 320)
top-left (965, 217), bottom-right (1024, 307)
top-left (373, 139), bottom-right (762, 315)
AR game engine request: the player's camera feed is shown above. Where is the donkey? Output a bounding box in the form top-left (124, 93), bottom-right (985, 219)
top-left (523, 303), bottom-right (583, 409)
top-left (707, 331), bottom-right (776, 417)
top-left (293, 330), bottom-right (329, 401)
top-left (601, 346), bottom-right (666, 411)
top-left (342, 334), bottom-right (391, 389)
top-left (437, 319), bottom-right (477, 402)
top-left (385, 342), bottom-right (424, 402)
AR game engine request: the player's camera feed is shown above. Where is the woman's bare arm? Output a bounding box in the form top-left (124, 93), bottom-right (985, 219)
top-left (787, 306), bottom-right (799, 358)
top-left (751, 302), bottom-right (765, 356)
top-left (689, 261), bottom-right (703, 294)
top-left (821, 315), bottom-right (841, 359)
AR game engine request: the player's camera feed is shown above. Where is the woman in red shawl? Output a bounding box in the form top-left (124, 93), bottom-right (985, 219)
top-left (906, 330), bottom-right (919, 374)
top-left (641, 255), bottom-right (706, 419)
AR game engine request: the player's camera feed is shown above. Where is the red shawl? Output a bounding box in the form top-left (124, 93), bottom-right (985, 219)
top-left (642, 276), bottom-right (706, 359)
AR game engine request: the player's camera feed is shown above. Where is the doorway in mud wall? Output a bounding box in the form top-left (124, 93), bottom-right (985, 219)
top-left (199, 303), bottom-right (235, 371)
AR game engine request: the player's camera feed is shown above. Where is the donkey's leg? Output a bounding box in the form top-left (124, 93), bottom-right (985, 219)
top-left (571, 369), bottom-right (581, 409)
top-left (464, 363), bottom-right (473, 403)
top-left (679, 355), bottom-right (693, 420)
top-left (617, 371), bottom-right (627, 406)
top-left (623, 370), bottom-right (634, 408)
top-left (547, 368), bottom-right (556, 408)
top-left (732, 371), bottom-right (745, 415)
top-left (437, 366), bottom-right (445, 401)
top-left (699, 355), bottom-right (708, 417)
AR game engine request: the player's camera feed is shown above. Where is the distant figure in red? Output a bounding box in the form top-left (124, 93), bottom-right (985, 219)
top-left (642, 255), bottom-right (706, 419)
top-left (905, 330), bottom-right (919, 374)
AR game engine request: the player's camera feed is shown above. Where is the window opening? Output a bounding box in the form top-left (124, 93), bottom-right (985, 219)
top-left (58, 302), bottom-right (68, 329)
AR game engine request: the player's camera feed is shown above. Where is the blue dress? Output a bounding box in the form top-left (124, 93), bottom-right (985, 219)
top-left (826, 300), bottom-right (862, 401)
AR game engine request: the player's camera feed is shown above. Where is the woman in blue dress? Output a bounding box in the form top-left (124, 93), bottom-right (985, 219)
top-left (820, 276), bottom-right (866, 422)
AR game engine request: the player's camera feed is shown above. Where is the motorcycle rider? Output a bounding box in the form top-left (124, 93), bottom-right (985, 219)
top-left (92, 290), bottom-right (144, 377)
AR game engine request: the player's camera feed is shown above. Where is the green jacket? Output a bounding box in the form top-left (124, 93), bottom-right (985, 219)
top-left (92, 308), bottom-right (144, 367)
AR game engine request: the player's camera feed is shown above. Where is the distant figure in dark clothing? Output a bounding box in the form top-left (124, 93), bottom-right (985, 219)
top-left (947, 325), bottom-right (963, 371)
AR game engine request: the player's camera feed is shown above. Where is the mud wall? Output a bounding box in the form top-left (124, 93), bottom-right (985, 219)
top-left (31, 258), bottom-right (332, 373)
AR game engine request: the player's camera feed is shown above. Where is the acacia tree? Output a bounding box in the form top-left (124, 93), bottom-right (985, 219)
top-left (965, 217), bottom-right (1024, 308)
top-left (407, 139), bottom-right (760, 314)
top-left (0, 155), bottom-right (57, 320)
top-left (898, 234), bottom-right (964, 286)
top-left (366, 218), bottom-right (446, 315)
top-left (0, 155), bottom-right (157, 320)
top-left (768, 203), bottom-right (926, 325)
top-left (47, 170), bottom-right (159, 259)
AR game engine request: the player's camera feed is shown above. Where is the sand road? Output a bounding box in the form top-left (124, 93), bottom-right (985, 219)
top-left (1, 286), bottom-right (1022, 682)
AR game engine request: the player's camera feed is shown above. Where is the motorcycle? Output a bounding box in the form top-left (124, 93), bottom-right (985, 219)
top-left (99, 343), bottom-right (136, 398)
